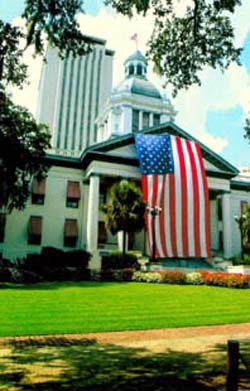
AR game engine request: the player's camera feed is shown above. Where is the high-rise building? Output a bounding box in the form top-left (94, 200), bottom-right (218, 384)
top-left (36, 35), bottom-right (114, 155)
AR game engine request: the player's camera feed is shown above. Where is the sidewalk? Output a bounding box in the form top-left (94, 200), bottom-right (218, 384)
top-left (1, 323), bottom-right (250, 352)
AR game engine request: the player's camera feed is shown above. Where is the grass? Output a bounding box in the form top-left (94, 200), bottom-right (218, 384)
top-left (0, 281), bottom-right (250, 337)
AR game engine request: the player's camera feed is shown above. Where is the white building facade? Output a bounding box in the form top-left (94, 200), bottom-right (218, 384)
top-left (1, 48), bottom-right (250, 268)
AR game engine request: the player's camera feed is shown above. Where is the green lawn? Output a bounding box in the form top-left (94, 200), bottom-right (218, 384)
top-left (0, 281), bottom-right (250, 337)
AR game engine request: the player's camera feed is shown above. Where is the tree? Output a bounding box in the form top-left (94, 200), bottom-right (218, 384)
top-left (0, 0), bottom-right (93, 211)
top-left (106, 0), bottom-right (242, 95)
top-left (3, 0), bottom-right (244, 93)
top-left (242, 206), bottom-right (250, 248)
top-left (102, 180), bottom-right (146, 255)
top-left (244, 116), bottom-right (250, 142)
top-left (0, 87), bottom-right (50, 211)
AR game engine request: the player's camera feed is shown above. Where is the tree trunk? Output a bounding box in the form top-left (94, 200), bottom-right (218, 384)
top-left (122, 230), bottom-right (126, 256)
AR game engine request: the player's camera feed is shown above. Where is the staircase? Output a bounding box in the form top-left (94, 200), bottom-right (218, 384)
top-left (147, 258), bottom-right (220, 272)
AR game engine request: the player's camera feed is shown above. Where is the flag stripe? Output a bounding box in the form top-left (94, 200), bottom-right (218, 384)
top-left (161, 175), bottom-right (171, 257)
top-left (147, 175), bottom-right (154, 256)
top-left (186, 140), bottom-right (201, 256)
top-left (175, 138), bottom-right (189, 257)
top-left (172, 137), bottom-right (183, 256)
top-left (169, 173), bottom-right (177, 256)
top-left (155, 175), bottom-right (165, 258)
top-left (191, 142), bottom-right (206, 256)
top-left (196, 144), bottom-right (211, 257)
top-left (182, 139), bottom-right (195, 256)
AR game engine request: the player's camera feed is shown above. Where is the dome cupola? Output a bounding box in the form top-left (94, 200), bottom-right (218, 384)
top-left (124, 49), bottom-right (147, 79)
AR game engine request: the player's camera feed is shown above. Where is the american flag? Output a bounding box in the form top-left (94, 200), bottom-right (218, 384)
top-left (130, 33), bottom-right (138, 41)
top-left (135, 134), bottom-right (211, 258)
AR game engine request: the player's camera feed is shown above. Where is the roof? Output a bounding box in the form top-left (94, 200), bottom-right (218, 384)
top-left (131, 78), bottom-right (162, 99)
top-left (45, 121), bottom-right (241, 181)
top-left (125, 50), bottom-right (147, 64)
top-left (84, 121), bottom-right (239, 177)
top-left (115, 77), bottom-right (162, 99)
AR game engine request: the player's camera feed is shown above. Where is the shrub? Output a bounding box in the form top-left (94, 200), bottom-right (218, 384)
top-left (101, 268), bottom-right (134, 282)
top-left (5, 248), bottom-right (92, 283)
top-left (41, 247), bottom-right (91, 268)
top-left (186, 272), bottom-right (203, 285)
top-left (132, 271), bottom-right (147, 282)
top-left (200, 271), bottom-right (250, 288)
top-left (0, 267), bottom-right (12, 282)
top-left (144, 272), bottom-right (162, 283)
top-left (160, 270), bottom-right (186, 284)
top-left (101, 251), bottom-right (140, 270)
top-left (132, 271), bottom-right (161, 283)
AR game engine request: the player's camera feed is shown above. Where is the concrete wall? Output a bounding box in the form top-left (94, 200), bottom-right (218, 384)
top-left (0, 166), bottom-right (85, 261)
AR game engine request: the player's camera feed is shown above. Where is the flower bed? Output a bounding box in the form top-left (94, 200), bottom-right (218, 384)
top-left (132, 270), bottom-right (250, 289)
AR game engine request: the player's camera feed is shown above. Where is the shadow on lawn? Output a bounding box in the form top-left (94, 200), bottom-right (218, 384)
top-left (0, 281), bottom-right (119, 290)
top-left (0, 337), bottom-right (242, 391)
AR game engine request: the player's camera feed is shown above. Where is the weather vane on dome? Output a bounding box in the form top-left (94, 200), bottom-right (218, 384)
top-left (130, 33), bottom-right (138, 50)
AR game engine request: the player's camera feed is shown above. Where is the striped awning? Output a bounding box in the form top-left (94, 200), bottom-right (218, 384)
top-left (67, 181), bottom-right (80, 199)
top-left (28, 216), bottom-right (42, 235)
top-left (64, 219), bottom-right (78, 237)
top-left (32, 178), bottom-right (46, 195)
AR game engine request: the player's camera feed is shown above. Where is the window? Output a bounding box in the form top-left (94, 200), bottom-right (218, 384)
top-left (99, 186), bottom-right (107, 209)
top-left (66, 181), bottom-right (80, 208)
top-left (217, 197), bottom-right (222, 221)
top-left (137, 64), bottom-right (142, 76)
top-left (28, 216), bottom-right (42, 245)
top-left (98, 221), bottom-right (107, 247)
top-left (153, 114), bottom-right (161, 126)
top-left (142, 112), bottom-right (150, 129)
top-left (64, 219), bottom-right (78, 247)
top-left (0, 213), bottom-right (6, 243)
top-left (132, 109), bottom-right (139, 132)
top-left (32, 178), bottom-right (46, 205)
top-left (128, 65), bottom-right (134, 75)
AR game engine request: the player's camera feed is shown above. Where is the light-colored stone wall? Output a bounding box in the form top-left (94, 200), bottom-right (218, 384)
top-left (0, 166), bottom-right (85, 261)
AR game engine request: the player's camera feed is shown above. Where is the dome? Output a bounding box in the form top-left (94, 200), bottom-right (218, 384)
top-left (124, 50), bottom-right (147, 65)
top-left (131, 78), bottom-right (161, 99)
top-left (114, 49), bottom-right (162, 99)
top-left (115, 77), bottom-right (162, 99)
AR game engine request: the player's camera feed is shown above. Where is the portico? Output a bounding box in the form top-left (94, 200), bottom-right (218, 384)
top-left (81, 122), bottom-right (247, 268)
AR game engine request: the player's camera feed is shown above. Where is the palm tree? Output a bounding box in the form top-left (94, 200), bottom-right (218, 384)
top-left (102, 180), bottom-right (145, 255)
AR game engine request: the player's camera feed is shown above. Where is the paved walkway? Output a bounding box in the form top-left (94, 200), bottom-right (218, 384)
top-left (1, 323), bottom-right (250, 352)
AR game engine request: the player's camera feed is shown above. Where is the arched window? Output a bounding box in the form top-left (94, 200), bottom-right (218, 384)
top-left (137, 64), bottom-right (142, 75)
top-left (129, 65), bottom-right (134, 75)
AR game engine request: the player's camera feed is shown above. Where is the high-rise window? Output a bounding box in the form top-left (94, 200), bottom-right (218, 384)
top-left (132, 109), bottom-right (139, 132)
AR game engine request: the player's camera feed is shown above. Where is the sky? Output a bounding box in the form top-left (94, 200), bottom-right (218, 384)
top-left (1, 0), bottom-right (250, 170)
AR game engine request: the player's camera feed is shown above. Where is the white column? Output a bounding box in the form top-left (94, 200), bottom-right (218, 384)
top-left (139, 110), bottom-right (143, 130)
top-left (149, 113), bottom-right (154, 127)
top-left (122, 105), bottom-right (132, 133)
top-left (86, 174), bottom-right (101, 268)
top-left (222, 193), bottom-right (232, 258)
